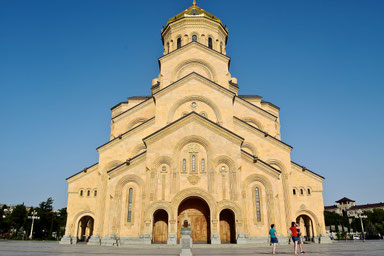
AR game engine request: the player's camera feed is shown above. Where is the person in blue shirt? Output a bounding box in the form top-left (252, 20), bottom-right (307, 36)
top-left (269, 224), bottom-right (278, 255)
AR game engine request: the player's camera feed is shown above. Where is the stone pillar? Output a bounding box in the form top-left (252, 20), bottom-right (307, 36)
top-left (59, 234), bottom-right (73, 245)
top-left (167, 233), bottom-right (177, 245)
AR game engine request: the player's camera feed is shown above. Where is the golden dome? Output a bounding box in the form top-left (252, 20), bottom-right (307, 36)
top-left (163, 1), bottom-right (227, 32)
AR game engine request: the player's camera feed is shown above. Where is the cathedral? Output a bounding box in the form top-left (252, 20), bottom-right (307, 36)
top-left (61, 1), bottom-right (330, 246)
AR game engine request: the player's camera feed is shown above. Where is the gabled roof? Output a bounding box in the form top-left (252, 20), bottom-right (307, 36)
top-left (350, 202), bottom-right (384, 210)
top-left (336, 197), bottom-right (355, 203)
top-left (143, 111), bottom-right (244, 146)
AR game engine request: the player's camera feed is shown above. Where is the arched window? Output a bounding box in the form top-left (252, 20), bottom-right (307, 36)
top-left (192, 34), bottom-right (197, 42)
top-left (87, 190), bottom-right (90, 197)
top-left (300, 189), bottom-right (304, 195)
top-left (201, 158), bottom-right (205, 172)
top-left (127, 188), bottom-right (133, 222)
top-left (80, 190), bottom-right (84, 197)
top-left (307, 188), bottom-right (311, 195)
top-left (177, 37), bottom-right (181, 49)
top-left (293, 189), bottom-right (296, 195)
top-left (255, 187), bottom-right (261, 222)
top-left (94, 190), bottom-right (97, 197)
top-left (208, 37), bottom-right (213, 49)
top-left (182, 159), bottom-right (186, 172)
top-left (192, 155), bottom-right (196, 171)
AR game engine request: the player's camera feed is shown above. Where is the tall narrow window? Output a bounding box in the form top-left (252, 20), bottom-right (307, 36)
top-left (127, 188), bottom-right (133, 222)
top-left (192, 155), bottom-right (196, 171)
top-left (307, 188), bottom-right (311, 195)
top-left (177, 37), bottom-right (181, 49)
top-left (220, 42), bottom-right (223, 53)
top-left (182, 159), bottom-right (186, 172)
top-left (255, 187), bottom-right (261, 222)
top-left (208, 37), bottom-right (213, 49)
top-left (167, 42), bottom-right (170, 53)
top-left (201, 158), bottom-right (205, 172)
top-left (300, 189), bottom-right (304, 195)
top-left (293, 189), bottom-right (296, 195)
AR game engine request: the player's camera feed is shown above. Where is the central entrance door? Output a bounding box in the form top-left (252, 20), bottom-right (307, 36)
top-left (177, 197), bottom-right (210, 243)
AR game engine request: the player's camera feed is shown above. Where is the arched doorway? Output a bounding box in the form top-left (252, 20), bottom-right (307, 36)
top-left (177, 197), bottom-right (210, 243)
top-left (77, 216), bottom-right (94, 242)
top-left (219, 209), bottom-right (236, 243)
top-left (153, 209), bottom-right (168, 244)
top-left (296, 215), bottom-right (315, 242)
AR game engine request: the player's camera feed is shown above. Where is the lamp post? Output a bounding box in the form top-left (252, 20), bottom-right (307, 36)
top-left (28, 210), bottom-right (40, 239)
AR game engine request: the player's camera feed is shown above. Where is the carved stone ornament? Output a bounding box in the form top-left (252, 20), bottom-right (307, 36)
top-left (187, 175), bottom-right (200, 185)
top-left (188, 143), bottom-right (200, 153)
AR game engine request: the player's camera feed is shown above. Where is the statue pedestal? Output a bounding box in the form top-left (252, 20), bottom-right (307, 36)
top-left (180, 228), bottom-right (193, 256)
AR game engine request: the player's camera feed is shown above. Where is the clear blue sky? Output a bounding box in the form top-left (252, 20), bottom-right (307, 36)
top-left (0, 0), bottom-right (383, 209)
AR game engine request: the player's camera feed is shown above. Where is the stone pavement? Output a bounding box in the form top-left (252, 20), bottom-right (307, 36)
top-left (0, 240), bottom-right (384, 256)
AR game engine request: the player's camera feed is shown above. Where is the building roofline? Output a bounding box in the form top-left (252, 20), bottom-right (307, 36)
top-left (291, 161), bottom-right (325, 180)
top-left (97, 117), bottom-right (155, 150)
top-left (235, 96), bottom-right (278, 120)
top-left (234, 116), bottom-right (292, 149)
top-left (112, 97), bottom-right (153, 121)
top-left (107, 151), bottom-right (147, 174)
top-left (66, 162), bottom-right (98, 181)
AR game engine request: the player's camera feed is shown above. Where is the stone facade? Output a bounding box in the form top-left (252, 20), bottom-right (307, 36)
top-left (61, 2), bottom-right (329, 246)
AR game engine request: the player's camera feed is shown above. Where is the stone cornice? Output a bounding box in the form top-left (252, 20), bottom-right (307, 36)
top-left (241, 150), bottom-right (281, 179)
top-left (291, 161), bottom-right (325, 182)
top-left (97, 117), bottom-right (155, 152)
top-left (153, 72), bottom-right (235, 99)
top-left (143, 111), bottom-right (244, 147)
top-left (235, 96), bottom-right (277, 121)
top-left (66, 162), bottom-right (98, 183)
top-left (107, 151), bottom-right (147, 178)
top-left (233, 116), bottom-right (292, 152)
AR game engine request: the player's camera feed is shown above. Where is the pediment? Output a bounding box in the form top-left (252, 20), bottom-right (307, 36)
top-left (143, 111), bottom-right (243, 147)
top-left (153, 72), bottom-right (235, 99)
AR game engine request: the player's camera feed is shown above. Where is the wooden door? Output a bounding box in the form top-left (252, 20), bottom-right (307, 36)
top-left (153, 210), bottom-right (168, 244)
top-left (177, 198), bottom-right (210, 243)
top-left (219, 209), bottom-right (235, 243)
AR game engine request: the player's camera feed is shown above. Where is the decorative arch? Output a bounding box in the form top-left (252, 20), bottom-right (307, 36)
top-left (127, 117), bottom-right (148, 130)
top-left (151, 155), bottom-right (174, 171)
top-left (217, 200), bottom-right (243, 221)
top-left (167, 95), bottom-right (223, 124)
top-left (241, 142), bottom-right (258, 156)
top-left (131, 143), bottom-right (147, 156)
top-left (173, 135), bottom-right (212, 157)
top-left (114, 174), bottom-right (145, 197)
top-left (171, 187), bottom-right (218, 217)
top-left (266, 159), bottom-right (288, 173)
top-left (295, 209), bottom-right (321, 236)
top-left (144, 201), bottom-right (174, 221)
top-left (241, 117), bottom-right (264, 131)
top-left (71, 210), bottom-right (96, 236)
top-left (214, 155), bottom-right (236, 170)
top-left (173, 59), bottom-right (217, 82)
top-left (242, 174), bottom-right (275, 226)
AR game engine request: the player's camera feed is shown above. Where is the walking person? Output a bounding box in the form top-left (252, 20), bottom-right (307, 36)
top-left (289, 222), bottom-right (299, 255)
top-left (269, 224), bottom-right (278, 255)
top-left (296, 222), bottom-right (306, 254)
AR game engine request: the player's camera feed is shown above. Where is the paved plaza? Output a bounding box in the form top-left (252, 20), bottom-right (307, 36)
top-left (0, 240), bottom-right (384, 256)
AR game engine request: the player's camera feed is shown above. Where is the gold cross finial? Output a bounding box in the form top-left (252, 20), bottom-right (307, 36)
top-left (193, 0), bottom-right (196, 6)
